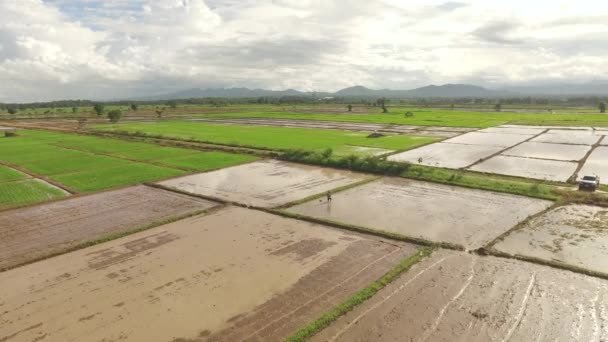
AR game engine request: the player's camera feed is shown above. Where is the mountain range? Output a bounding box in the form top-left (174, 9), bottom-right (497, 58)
top-left (132, 82), bottom-right (608, 101)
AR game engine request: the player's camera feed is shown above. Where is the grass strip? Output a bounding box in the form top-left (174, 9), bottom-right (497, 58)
top-left (283, 246), bottom-right (434, 342)
top-left (271, 209), bottom-right (464, 251)
top-left (0, 205), bottom-right (223, 273)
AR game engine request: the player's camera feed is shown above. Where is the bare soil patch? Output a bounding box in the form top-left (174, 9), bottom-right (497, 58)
top-left (158, 160), bottom-right (370, 208)
top-left (0, 206), bottom-right (418, 342)
top-left (312, 249), bottom-right (608, 342)
top-left (494, 204), bottom-right (608, 274)
top-left (286, 178), bottom-right (551, 249)
top-left (0, 185), bottom-right (216, 270)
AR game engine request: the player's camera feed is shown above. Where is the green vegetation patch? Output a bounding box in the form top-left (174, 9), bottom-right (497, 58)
top-left (113, 146), bottom-right (199, 161)
top-left (94, 121), bottom-right (438, 152)
top-left (19, 154), bottom-right (132, 176)
top-left (51, 163), bottom-right (185, 192)
top-left (0, 165), bottom-right (27, 183)
top-left (0, 179), bottom-right (66, 210)
top-left (157, 152), bottom-right (258, 171)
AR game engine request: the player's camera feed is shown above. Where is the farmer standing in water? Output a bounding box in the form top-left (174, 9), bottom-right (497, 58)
top-left (326, 191), bottom-right (332, 203)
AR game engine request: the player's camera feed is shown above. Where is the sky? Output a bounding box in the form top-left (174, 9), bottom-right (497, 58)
top-left (1, 0), bottom-right (608, 102)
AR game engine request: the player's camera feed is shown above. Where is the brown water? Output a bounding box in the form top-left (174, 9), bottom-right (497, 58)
top-left (313, 249), bottom-right (608, 342)
top-left (287, 178), bottom-right (551, 249)
top-left (158, 160), bottom-right (369, 208)
top-left (495, 204), bottom-right (608, 274)
top-left (0, 206), bottom-right (418, 342)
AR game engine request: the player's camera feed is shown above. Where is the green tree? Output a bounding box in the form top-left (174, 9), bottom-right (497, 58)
top-left (93, 103), bottom-right (105, 116)
top-left (347, 104), bottom-right (353, 112)
top-left (155, 107), bottom-right (164, 118)
top-left (600, 102), bottom-right (606, 113)
top-left (130, 103), bottom-right (138, 111)
top-left (377, 98), bottom-right (388, 113)
top-left (7, 107), bottom-right (17, 115)
top-left (107, 109), bottom-right (122, 123)
top-left (167, 100), bottom-right (177, 109)
top-left (72, 107), bottom-right (78, 114)
top-left (495, 103), bottom-right (502, 112)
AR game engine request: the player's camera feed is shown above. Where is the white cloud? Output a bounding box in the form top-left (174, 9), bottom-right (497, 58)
top-left (0, 0), bottom-right (607, 101)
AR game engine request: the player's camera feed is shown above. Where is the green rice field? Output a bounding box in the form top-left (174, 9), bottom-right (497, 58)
top-left (94, 121), bottom-right (438, 153)
top-left (0, 130), bottom-right (258, 205)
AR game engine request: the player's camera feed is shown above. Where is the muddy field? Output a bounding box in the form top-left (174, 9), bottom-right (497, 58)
top-left (312, 249), bottom-right (608, 342)
top-left (0, 185), bottom-right (217, 270)
top-left (287, 178), bottom-right (551, 249)
top-left (0, 206), bottom-right (418, 342)
top-left (494, 204), bottom-right (608, 274)
top-left (158, 160), bottom-right (369, 208)
top-left (580, 146), bottom-right (608, 180)
top-left (192, 118), bottom-right (473, 138)
top-left (503, 141), bottom-right (591, 161)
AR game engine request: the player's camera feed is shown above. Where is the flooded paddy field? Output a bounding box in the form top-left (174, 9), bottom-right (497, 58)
top-left (158, 160), bottom-right (370, 208)
top-left (442, 131), bottom-right (534, 147)
top-left (394, 125), bottom-right (607, 181)
top-left (312, 249), bottom-right (608, 342)
top-left (287, 178), bottom-right (551, 249)
top-left (388, 142), bottom-right (503, 168)
top-left (0, 206), bottom-right (418, 342)
top-left (0, 185), bottom-right (217, 270)
top-left (579, 147), bottom-right (608, 180)
top-left (470, 155), bottom-right (579, 182)
top-left (502, 141), bottom-right (591, 161)
top-left (191, 117), bottom-right (473, 138)
top-left (494, 204), bottom-right (608, 274)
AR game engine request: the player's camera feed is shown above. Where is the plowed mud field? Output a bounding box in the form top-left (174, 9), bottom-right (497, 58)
top-left (0, 185), bottom-right (217, 270)
top-left (312, 249), bottom-right (608, 342)
top-left (158, 160), bottom-right (369, 208)
top-left (494, 204), bottom-right (608, 274)
top-left (287, 178), bottom-right (551, 249)
top-left (0, 206), bottom-right (418, 342)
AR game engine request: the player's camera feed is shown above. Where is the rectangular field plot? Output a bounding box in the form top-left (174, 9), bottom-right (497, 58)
top-left (0, 207), bottom-right (418, 342)
top-left (477, 126), bottom-right (547, 135)
top-left (494, 205), bottom-right (608, 275)
top-left (0, 165), bottom-right (27, 183)
top-left (532, 131), bottom-right (601, 145)
top-left (312, 250), bottom-right (608, 342)
top-left (0, 185), bottom-right (216, 270)
top-left (469, 155), bottom-right (578, 182)
top-left (0, 179), bottom-right (67, 211)
top-left (388, 142), bottom-right (503, 169)
top-left (156, 151), bottom-right (258, 171)
top-left (502, 141), bottom-right (591, 161)
top-left (442, 131), bottom-right (533, 147)
top-left (287, 178), bottom-right (551, 249)
top-left (579, 146), bottom-right (608, 180)
top-left (158, 160), bottom-right (369, 207)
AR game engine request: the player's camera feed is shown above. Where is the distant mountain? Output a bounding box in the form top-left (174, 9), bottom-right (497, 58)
top-left (129, 82), bottom-right (607, 101)
top-left (500, 82), bottom-right (608, 96)
top-left (136, 87), bottom-right (329, 101)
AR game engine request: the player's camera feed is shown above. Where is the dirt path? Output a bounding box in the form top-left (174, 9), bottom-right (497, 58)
top-left (312, 249), bottom-right (608, 342)
top-left (0, 206), bottom-right (418, 342)
top-left (0, 185), bottom-right (217, 270)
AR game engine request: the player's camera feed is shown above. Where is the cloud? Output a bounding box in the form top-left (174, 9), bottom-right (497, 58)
top-left (0, 0), bottom-right (607, 101)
